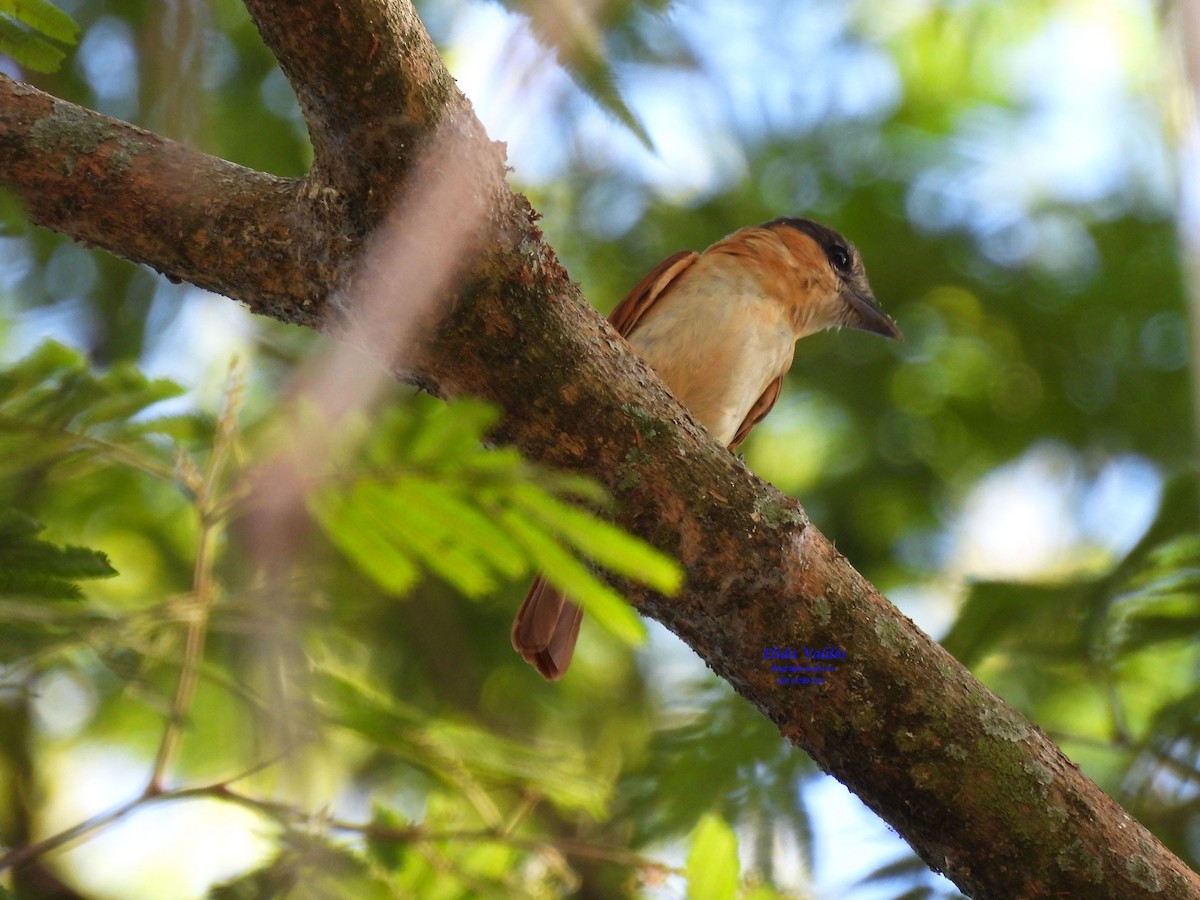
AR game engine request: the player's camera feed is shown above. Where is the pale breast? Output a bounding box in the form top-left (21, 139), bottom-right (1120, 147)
top-left (626, 259), bottom-right (796, 446)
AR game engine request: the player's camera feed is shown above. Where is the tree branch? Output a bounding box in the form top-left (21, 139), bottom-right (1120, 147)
top-left (0, 768), bottom-right (674, 882)
top-left (0, 1), bottom-right (1196, 896)
top-left (0, 77), bottom-right (327, 323)
top-left (242, 0), bottom-right (460, 197)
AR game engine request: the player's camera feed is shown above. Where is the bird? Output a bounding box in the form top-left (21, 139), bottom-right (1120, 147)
top-left (511, 217), bottom-right (901, 680)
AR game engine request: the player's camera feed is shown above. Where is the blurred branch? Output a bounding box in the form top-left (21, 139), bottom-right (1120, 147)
top-left (0, 766), bottom-right (674, 881)
top-left (148, 371), bottom-right (244, 793)
top-left (0, 416), bottom-right (178, 482)
top-left (0, 1), bottom-right (1197, 897)
top-left (1172, 0), bottom-right (1200, 474)
top-left (0, 755), bottom-right (280, 875)
top-left (0, 794), bottom-right (143, 875)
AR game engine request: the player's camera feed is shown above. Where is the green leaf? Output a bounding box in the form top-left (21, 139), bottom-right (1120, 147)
top-left (0, 509), bottom-right (116, 601)
top-left (500, 0), bottom-right (654, 148)
top-left (1, 339), bottom-right (83, 387)
top-left (506, 483), bottom-right (681, 595)
top-left (565, 54), bottom-right (652, 149)
top-left (0, 607), bottom-right (113, 663)
top-left (312, 394), bottom-right (678, 643)
top-left (207, 865), bottom-right (297, 900)
top-left (1114, 474), bottom-right (1200, 580)
top-left (686, 814), bottom-right (739, 900)
top-left (126, 412), bottom-right (216, 443)
top-left (310, 488), bottom-right (422, 595)
top-left (76, 369), bottom-right (185, 427)
top-left (498, 506), bottom-right (646, 646)
top-left (391, 478), bottom-right (525, 582)
top-left (0, 0), bottom-right (77, 74)
top-left (1, 0), bottom-right (79, 43)
top-left (364, 805), bottom-right (410, 871)
top-left (315, 665), bottom-right (611, 816)
top-left (0, 340), bottom-right (185, 486)
top-left (0, 14), bottom-right (64, 72)
top-left (1116, 613), bottom-right (1200, 655)
top-left (404, 398), bottom-right (501, 468)
top-left (942, 580), bottom-right (1091, 666)
top-left (426, 719), bottom-right (610, 815)
top-left (364, 480), bottom-right (502, 597)
top-left (1107, 533), bottom-right (1200, 655)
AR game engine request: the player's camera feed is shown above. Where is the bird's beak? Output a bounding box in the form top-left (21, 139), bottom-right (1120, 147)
top-left (842, 286), bottom-right (902, 340)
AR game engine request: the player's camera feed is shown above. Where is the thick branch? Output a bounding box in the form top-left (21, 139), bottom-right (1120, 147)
top-left (0, 1), bottom-right (1196, 896)
top-left (0, 77), bottom-right (330, 324)
top-left (241, 0), bottom-right (469, 217)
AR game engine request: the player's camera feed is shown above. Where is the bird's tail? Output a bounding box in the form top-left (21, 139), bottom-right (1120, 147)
top-left (511, 576), bottom-right (583, 680)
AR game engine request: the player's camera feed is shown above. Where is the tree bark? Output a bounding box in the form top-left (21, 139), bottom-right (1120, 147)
top-left (1, 2), bottom-right (1197, 896)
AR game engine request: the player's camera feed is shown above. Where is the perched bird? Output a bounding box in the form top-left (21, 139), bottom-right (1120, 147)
top-left (512, 217), bottom-right (901, 679)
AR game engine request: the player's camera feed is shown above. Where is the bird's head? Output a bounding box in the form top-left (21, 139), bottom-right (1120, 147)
top-left (722, 217), bottom-right (902, 342)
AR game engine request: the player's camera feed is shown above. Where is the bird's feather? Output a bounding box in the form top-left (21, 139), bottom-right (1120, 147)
top-left (730, 374), bottom-right (783, 450)
top-left (511, 576), bottom-right (583, 680)
top-left (607, 250), bottom-right (699, 337)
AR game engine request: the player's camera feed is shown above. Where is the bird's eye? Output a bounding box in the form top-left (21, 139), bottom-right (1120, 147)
top-left (829, 245), bottom-right (851, 273)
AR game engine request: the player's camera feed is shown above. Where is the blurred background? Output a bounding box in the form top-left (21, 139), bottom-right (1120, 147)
top-left (1, 0), bottom-right (1198, 897)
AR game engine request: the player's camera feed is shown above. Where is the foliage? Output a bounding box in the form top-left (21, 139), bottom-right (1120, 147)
top-left (496, 0), bottom-right (665, 148)
top-left (0, 0), bottom-right (77, 72)
top-left (0, 341), bottom-right (691, 898)
top-left (311, 396), bottom-right (679, 643)
top-left (0, 509), bottom-right (115, 672)
top-left (0, 509), bottom-right (115, 602)
top-left (0, 339), bottom-right (203, 488)
top-left (0, 339), bottom-right (201, 673)
top-left (687, 814), bottom-right (739, 900)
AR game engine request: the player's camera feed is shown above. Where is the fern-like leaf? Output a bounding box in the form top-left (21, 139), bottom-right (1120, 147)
top-left (0, 509), bottom-right (116, 601)
top-left (0, 0), bottom-right (78, 72)
top-left (310, 397), bottom-right (680, 646)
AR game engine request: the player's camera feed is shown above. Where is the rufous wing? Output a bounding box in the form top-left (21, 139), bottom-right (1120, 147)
top-left (607, 250), bottom-right (699, 336)
top-left (729, 375), bottom-right (783, 451)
